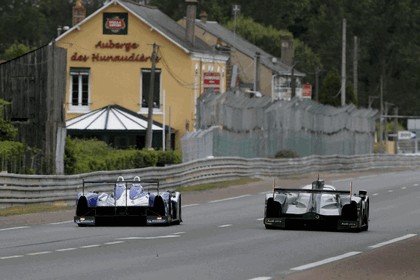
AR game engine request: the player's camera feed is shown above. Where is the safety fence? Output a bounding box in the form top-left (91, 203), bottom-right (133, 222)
top-left (1, 154), bottom-right (420, 208)
top-left (182, 91), bottom-right (377, 162)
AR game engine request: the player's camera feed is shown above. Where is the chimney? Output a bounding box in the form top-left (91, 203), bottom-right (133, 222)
top-left (199, 11), bottom-right (208, 24)
top-left (185, 0), bottom-right (197, 46)
top-left (280, 35), bottom-right (294, 66)
top-left (72, 0), bottom-right (86, 26)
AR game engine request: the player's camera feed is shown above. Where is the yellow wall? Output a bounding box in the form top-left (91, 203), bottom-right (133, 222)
top-left (56, 4), bottom-right (226, 149)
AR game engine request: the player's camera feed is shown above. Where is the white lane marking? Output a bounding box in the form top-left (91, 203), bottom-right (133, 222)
top-left (369, 234), bottom-right (417, 249)
top-left (388, 190), bottom-right (394, 193)
top-left (118, 235), bottom-right (180, 240)
top-left (0, 255), bottom-right (24, 260)
top-left (209, 194), bottom-right (251, 203)
top-left (257, 218), bottom-right (264, 221)
top-left (290, 251), bottom-right (361, 271)
top-left (183, 204), bottom-right (199, 207)
top-left (218, 224), bottom-right (232, 228)
top-left (248, 277), bottom-right (272, 280)
top-left (80, 244), bottom-right (101, 249)
top-left (27, 251), bottom-right (51, 256)
top-left (49, 220), bottom-right (73, 225)
top-left (372, 193), bottom-right (379, 196)
top-left (401, 187), bottom-right (407, 190)
top-left (104, 241), bottom-right (125, 245)
top-left (56, 248), bottom-right (77, 252)
top-left (0, 226), bottom-right (30, 232)
top-left (172, 232), bottom-right (186, 235)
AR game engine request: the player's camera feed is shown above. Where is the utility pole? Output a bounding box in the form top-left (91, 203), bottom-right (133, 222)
top-left (341, 18), bottom-right (346, 106)
top-left (315, 66), bottom-right (320, 102)
top-left (145, 43), bottom-right (158, 149)
top-left (253, 52), bottom-right (260, 92)
top-left (379, 75), bottom-right (384, 153)
top-left (353, 36), bottom-right (358, 102)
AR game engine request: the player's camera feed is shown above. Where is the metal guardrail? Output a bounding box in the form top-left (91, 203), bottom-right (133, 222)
top-left (1, 154), bottom-right (420, 208)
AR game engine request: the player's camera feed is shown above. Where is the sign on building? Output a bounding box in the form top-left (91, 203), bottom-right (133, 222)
top-left (203, 72), bottom-right (220, 93)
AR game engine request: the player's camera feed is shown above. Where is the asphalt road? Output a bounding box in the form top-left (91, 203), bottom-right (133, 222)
top-left (0, 170), bottom-right (419, 280)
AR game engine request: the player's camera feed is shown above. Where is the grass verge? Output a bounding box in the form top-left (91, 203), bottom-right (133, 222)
top-left (0, 204), bottom-right (73, 217)
top-left (174, 177), bottom-right (261, 192)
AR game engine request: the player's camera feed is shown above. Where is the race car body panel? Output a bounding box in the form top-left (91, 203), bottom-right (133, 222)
top-left (264, 179), bottom-right (369, 231)
top-left (74, 177), bottom-right (182, 226)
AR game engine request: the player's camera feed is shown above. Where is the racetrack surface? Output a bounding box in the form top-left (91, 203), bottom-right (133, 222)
top-left (1, 169), bottom-right (419, 280)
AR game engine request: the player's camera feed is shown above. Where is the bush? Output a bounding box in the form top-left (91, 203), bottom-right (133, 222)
top-left (64, 137), bottom-right (182, 174)
top-left (274, 149), bottom-right (299, 158)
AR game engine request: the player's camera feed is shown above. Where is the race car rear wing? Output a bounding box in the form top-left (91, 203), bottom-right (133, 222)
top-left (80, 178), bottom-right (160, 195)
top-left (273, 188), bottom-right (351, 195)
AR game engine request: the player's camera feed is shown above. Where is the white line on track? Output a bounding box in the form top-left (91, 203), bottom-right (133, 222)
top-left (118, 235), bottom-right (180, 240)
top-left (0, 226), bottom-right (30, 232)
top-left (248, 277), bottom-right (272, 280)
top-left (257, 218), bottom-right (264, 221)
top-left (209, 194), bottom-right (251, 203)
top-left (368, 234), bottom-right (417, 249)
top-left (104, 241), bottom-right (125, 245)
top-left (218, 224), bottom-right (232, 228)
top-left (27, 251), bottom-right (51, 256)
top-left (80, 244), bottom-right (101, 249)
top-left (372, 193), bottom-right (379, 196)
top-left (49, 220), bottom-right (73, 225)
top-left (401, 187), bottom-right (407, 190)
top-left (56, 248), bottom-right (77, 252)
top-left (183, 203), bottom-right (199, 207)
top-left (172, 232), bottom-right (186, 235)
top-left (388, 190), bottom-right (394, 193)
top-left (0, 255), bottom-right (24, 260)
top-left (290, 251), bottom-right (362, 271)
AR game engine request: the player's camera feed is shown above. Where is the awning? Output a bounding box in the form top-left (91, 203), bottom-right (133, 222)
top-left (66, 105), bottom-right (163, 131)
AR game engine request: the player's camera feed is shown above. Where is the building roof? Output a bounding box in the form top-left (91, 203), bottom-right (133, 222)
top-left (66, 105), bottom-right (164, 131)
top-left (56, 0), bottom-right (227, 60)
top-left (194, 20), bottom-right (305, 77)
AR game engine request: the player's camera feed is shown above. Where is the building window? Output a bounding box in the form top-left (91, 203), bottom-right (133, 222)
top-left (141, 68), bottom-right (161, 111)
top-left (69, 68), bottom-right (90, 112)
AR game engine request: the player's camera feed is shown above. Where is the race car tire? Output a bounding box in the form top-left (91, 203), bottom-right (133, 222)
top-left (172, 195), bottom-right (182, 225)
top-left (266, 198), bottom-right (282, 218)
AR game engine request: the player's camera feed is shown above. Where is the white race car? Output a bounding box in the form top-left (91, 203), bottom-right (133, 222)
top-left (74, 176), bottom-right (182, 226)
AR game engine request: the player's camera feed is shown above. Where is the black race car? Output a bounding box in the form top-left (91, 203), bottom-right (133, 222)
top-left (264, 178), bottom-right (369, 231)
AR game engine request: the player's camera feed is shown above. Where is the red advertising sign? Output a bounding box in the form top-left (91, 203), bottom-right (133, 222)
top-left (302, 84), bottom-right (312, 98)
top-left (203, 72), bottom-right (220, 93)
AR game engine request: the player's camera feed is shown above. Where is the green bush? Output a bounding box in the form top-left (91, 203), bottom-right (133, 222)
top-left (64, 137), bottom-right (182, 174)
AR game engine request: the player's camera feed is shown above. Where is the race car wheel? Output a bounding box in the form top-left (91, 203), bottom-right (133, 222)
top-left (172, 195), bottom-right (182, 225)
top-left (266, 198), bottom-right (282, 218)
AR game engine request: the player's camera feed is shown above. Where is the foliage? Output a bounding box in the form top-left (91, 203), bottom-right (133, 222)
top-left (64, 137), bottom-right (182, 175)
top-left (319, 70), bottom-right (357, 107)
top-left (0, 140), bottom-right (25, 172)
top-left (0, 99), bottom-right (18, 141)
top-left (274, 149), bottom-right (299, 158)
top-left (3, 42), bottom-right (31, 60)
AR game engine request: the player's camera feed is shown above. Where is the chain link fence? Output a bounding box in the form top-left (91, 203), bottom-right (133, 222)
top-left (182, 91), bottom-right (378, 162)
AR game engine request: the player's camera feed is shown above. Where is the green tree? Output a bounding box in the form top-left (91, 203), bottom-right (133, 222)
top-left (3, 42), bottom-right (31, 60)
top-left (0, 99), bottom-right (18, 141)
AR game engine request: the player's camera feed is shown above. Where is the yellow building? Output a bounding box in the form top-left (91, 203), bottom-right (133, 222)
top-left (56, 0), bottom-right (228, 149)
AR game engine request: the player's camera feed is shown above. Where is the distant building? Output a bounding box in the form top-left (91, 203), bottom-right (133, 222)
top-left (54, 0), bottom-right (228, 150)
top-left (178, 14), bottom-right (305, 100)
